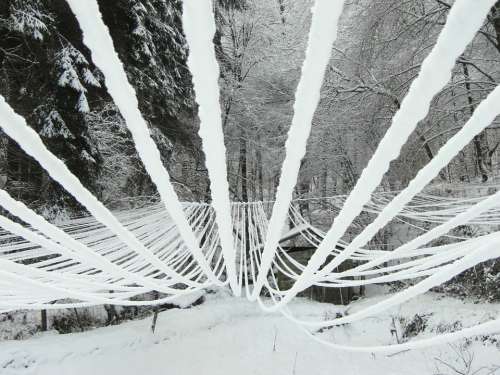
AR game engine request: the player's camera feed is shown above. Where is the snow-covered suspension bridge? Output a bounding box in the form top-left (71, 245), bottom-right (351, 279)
top-left (0, 0), bottom-right (500, 353)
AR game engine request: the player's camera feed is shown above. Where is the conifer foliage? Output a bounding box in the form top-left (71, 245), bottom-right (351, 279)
top-left (0, 0), bottom-right (195, 215)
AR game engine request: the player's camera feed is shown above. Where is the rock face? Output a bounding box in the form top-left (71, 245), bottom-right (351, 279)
top-left (0, 0), bottom-right (205, 214)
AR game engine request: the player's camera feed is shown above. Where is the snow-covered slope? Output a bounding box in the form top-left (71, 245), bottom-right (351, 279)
top-left (0, 291), bottom-right (499, 375)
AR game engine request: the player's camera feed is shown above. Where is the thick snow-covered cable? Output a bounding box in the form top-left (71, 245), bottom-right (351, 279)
top-left (288, 231), bottom-right (500, 328)
top-left (261, 0), bottom-right (497, 310)
top-left (343, 189), bottom-right (500, 278)
top-left (64, 0), bottom-right (219, 285)
top-left (0, 96), bottom-right (208, 288)
top-left (182, 0), bottom-right (238, 295)
top-left (0, 189), bottom-right (201, 292)
top-left (316, 83), bottom-right (500, 280)
top-left (292, 311), bottom-right (500, 354)
top-left (252, 0), bottom-right (347, 299)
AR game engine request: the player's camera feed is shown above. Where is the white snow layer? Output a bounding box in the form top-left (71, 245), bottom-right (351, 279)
top-left (1, 292), bottom-right (499, 375)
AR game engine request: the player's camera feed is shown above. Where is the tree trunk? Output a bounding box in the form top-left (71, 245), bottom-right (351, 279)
top-left (491, 1), bottom-right (500, 51)
top-left (277, 0), bottom-right (286, 24)
top-left (151, 310), bottom-right (159, 334)
top-left (41, 310), bottom-right (48, 332)
top-left (239, 135), bottom-right (248, 202)
top-left (73, 308), bottom-right (84, 332)
top-left (151, 291), bottom-right (160, 334)
top-left (256, 136), bottom-right (264, 201)
top-left (321, 167), bottom-right (328, 209)
top-left (462, 61), bottom-right (490, 182)
top-left (415, 131), bottom-right (434, 161)
top-left (104, 291), bottom-right (120, 326)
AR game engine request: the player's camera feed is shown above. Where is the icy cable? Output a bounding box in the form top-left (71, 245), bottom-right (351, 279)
top-left (64, 0), bottom-right (219, 285)
top-left (182, 0), bottom-right (238, 295)
top-left (252, 0), bottom-right (347, 300)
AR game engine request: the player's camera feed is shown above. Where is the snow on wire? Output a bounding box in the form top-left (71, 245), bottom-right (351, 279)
top-left (0, 0), bottom-right (499, 353)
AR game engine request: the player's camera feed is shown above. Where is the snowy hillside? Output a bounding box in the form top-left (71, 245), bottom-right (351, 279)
top-left (1, 290), bottom-right (499, 375)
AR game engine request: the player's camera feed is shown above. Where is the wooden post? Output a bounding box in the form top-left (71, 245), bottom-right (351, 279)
top-left (41, 309), bottom-right (48, 331)
top-left (151, 291), bottom-right (160, 334)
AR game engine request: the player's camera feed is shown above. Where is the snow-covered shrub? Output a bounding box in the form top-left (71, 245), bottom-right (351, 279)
top-left (400, 314), bottom-right (430, 341)
top-left (4, 0), bottom-right (52, 41)
top-left (37, 201), bottom-right (71, 225)
top-left (413, 225), bottom-right (500, 302)
top-left (432, 343), bottom-right (484, 375)
top-left (38, 110), bottom-right (74, 139)
top-left (55, 44), bottom-right (101, 113)
top-left (434, 320), bottom-right (463, 335)
top-left (52, 310), bottom-right (98, 334)
top-left (0, 311), bottom-right (39, 340)
top-left (440, 259), bottom-right (500, 302)
top-left (86, 104), bottom-right (149, 206)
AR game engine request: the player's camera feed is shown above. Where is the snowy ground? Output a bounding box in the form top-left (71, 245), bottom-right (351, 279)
top-left (0, 289), bottom-right (499, 375)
